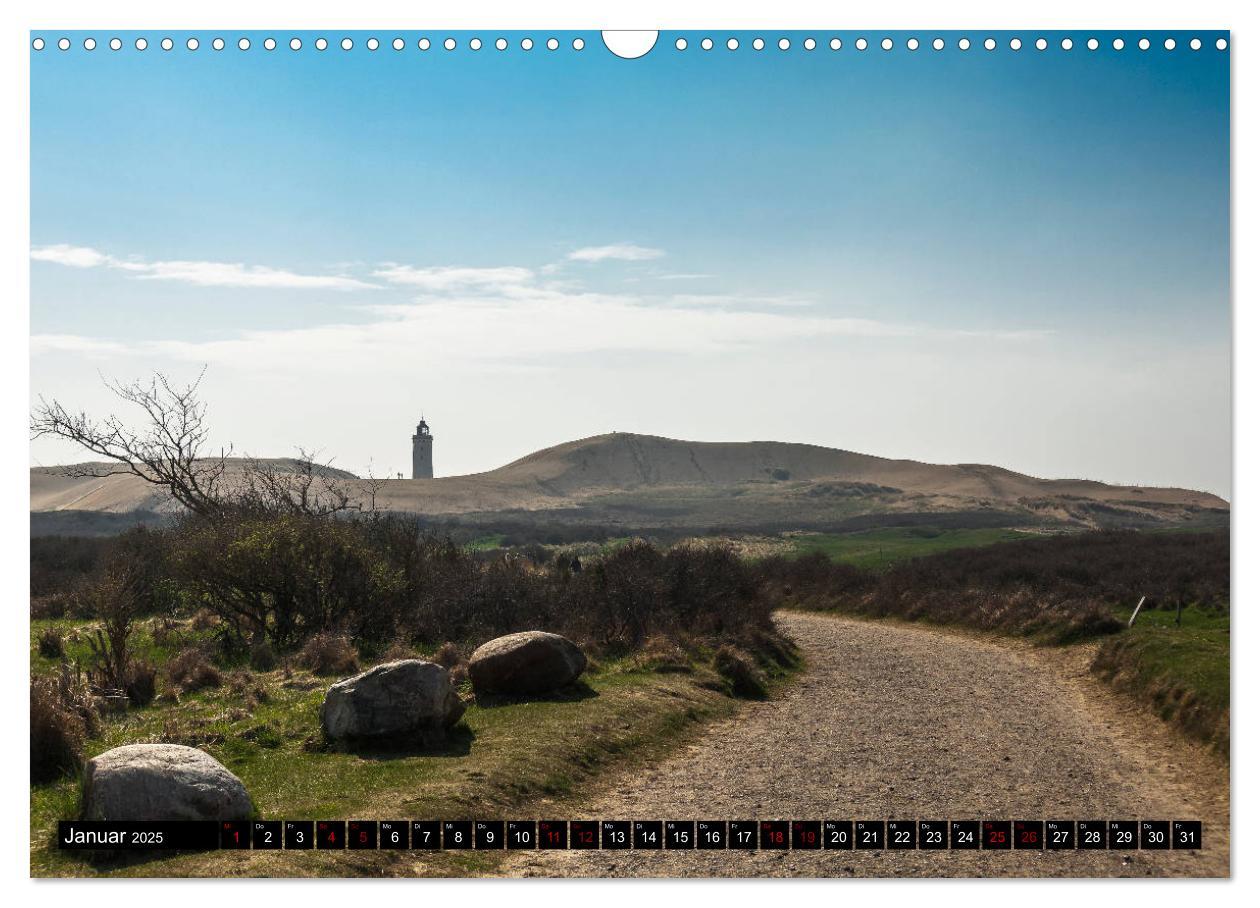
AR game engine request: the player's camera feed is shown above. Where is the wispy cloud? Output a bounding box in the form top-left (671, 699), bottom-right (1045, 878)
top-left (31, 244), bottom-right (378, 291)
top-left (371, 264), bottom-right (534, 292)
top-left (32, 276), bottom-right (1047, 383)
top-left (30, 244), bottom-right (112, 268)
top-left (29, 334), bottom-right (131, 356)
top-left (568, 243), bottom-right (665, 263)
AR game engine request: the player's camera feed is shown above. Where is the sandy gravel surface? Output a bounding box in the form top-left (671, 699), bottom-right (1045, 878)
top-left (507, 612), bottom-right (1228, 878)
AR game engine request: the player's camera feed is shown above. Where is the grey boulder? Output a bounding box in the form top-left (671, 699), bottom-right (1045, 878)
top-left (320, 659), bottom-right (465, 740)
top-left (81, 743), bottom-right (252, 821)
top-left (469, 631), bottom-right (587, 696)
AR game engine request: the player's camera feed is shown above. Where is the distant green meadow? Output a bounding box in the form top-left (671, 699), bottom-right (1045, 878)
top-left (787, 527), bottom-right (1032, 569)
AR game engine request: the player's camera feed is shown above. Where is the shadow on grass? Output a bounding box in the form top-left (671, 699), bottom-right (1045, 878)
top-left (320, 723), bottom-right (476, 760)
top-left (472, 680), bottom-right (598, 708)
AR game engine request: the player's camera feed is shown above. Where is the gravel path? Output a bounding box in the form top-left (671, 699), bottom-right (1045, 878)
top-left (508, 612), bottom-right (1228, 878)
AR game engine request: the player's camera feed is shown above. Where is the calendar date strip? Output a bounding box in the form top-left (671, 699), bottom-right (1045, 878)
top-left (58, 819), bottom-right (1202, 851)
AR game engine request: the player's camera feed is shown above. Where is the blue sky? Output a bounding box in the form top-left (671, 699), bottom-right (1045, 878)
top-left (30, 31), bottom-right (1231, 495)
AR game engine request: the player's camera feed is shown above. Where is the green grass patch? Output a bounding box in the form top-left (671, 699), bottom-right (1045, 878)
top-left (31, 654), bottom-right (749, 877)
top-left (1091, 605), bottom-right (1229, 753)
top-left (788, 527), bottom-right (1031, 569)
top-left (465, 533), bottom-right (507, 551)
top-left (30, 618), bottom-right (220, 678)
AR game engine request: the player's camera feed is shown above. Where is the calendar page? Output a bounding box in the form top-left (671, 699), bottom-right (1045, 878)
top-left (26, 23), bottom-right (1230, 882)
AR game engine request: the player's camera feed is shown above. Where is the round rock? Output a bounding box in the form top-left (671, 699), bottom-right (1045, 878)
top-left (81, 743), bottom-right (252, 821)
top-left (468, 631), bottom-right (587, 696)
top-left (320, 659), bottom-right (465, 740)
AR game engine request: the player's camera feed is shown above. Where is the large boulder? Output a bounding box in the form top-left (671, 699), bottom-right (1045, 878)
top-left (81, 744), bottom-right (252, 821)
top-left (320, 659), bottom-right (464, 741)
top-left (469, 631), bottom-right (587, 696)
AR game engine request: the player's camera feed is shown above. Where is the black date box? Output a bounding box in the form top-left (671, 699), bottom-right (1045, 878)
top-left (221, 820), bottom-right (250, 850)
top-left (633, 821), bottom-right (663, 849)
top-left (443, 820), bottom-right (473, 850)
top-left (918, 820), bottom-right (948, 849)
top-left (348, 821), bottom-right (377, 850)
top-left (1140, 821), bottom-right (1171, 850)
top-left (1077, 820), bottom-right (1107, 850)
top-left (983, 820), bottom-right (1012, 849)
top-left (539, 820), bottom-right (568, 849)
top-left (1108, 820), bottom-right (1138, 850)
top-left (410, 820), bottom-right (441, 850)
top-left (950, 821), bottom-right (980, 850)
top-left (1014, 820), bottom-right (1044, 850)
top-left (665, 821), bottom-right (695, 849)
top-left (823, 820), bottom-right (853, 850)
top-left (697, 821), bottom-right (726, 849)
top-left (316, 820), bottom-right (345, 850)
top-left (792, 820), bottom-right (822, 850)
top-left (474, 821), bottom-right (505, 850)
top-left (887, 821), bottom-right (915, 850)
top-left (601, 820), bottom-right (631, 850)
top-left (728, 821), bottom-right (758, 850)
top-left (760, 820), bottom-right (789, 850)
top-left (1173, 821), bottom-right (1202, 850)
top-left (570, 821), bottom-right (599, 850)
top-left (1045, 820), bottom-right (1074, 850)
top-left (506, 821), bottom-right (536, 850)
top-left (855, 820), bottom-right (884, 850)
top-left (379, 821), bottom-right (408, 849)
top-left (252, 820), bottom-right (281, 850)
top-left (283, 820), bottom-right (313, 850)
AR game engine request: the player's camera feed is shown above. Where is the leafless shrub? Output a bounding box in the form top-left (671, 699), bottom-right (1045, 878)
top-left (298, 633), bottom-right (359, 676)
top-left (166, 647), bottom-right (223, 692)
top-left (30, 665), bottom-right (100, 783)
top-left (31, 677), bottom-right (87, 783)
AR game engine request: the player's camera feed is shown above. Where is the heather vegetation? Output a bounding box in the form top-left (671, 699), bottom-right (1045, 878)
top-left (763, 528), bottom-right (1229, 643)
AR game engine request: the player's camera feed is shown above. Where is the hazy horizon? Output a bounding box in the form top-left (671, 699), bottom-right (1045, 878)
top-left (30, 31), bottom-right (1231, 497)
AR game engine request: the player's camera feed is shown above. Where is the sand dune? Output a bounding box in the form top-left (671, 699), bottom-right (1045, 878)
top-left (30, 433), bottom-right (1228, 532)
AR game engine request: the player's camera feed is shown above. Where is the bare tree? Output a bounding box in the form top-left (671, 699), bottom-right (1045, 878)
top-left (31, 369), bottom-right (377, 519)
top-left (236, 449), bottom-right (381, 518)
top-left (31, 369), bottom-right (231, 518)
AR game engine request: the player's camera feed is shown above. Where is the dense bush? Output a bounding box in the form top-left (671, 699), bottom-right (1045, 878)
top-left (33, 515), bottom-right (785, 677)
top-left (30, 535), bottom-right (109, 599)
top-left (765, 529), bottom-right (1228, 640)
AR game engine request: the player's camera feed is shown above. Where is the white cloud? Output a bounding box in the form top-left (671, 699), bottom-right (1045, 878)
top-left (371, 264), bottom-right (534, 292)
top-left (29, 334), bottom-right (130, 356)
top-left (31, 279), bottom-right (1046, 385)
top-left (30, 244), bottom-right (111, 268)
top-left (568, 243), bottom-right (665, 263)
top-left (30, 244), bottom-right (378, 291)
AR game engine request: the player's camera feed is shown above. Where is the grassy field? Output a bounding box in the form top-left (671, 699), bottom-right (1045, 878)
top-left (787, 527), bottom-right (1032, 569)
top-left (1091, 604), bottom-right (1229, 753)
top-left (31, 638), bottom-right (755, 877)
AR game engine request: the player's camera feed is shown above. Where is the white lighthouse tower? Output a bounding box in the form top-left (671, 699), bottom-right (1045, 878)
top-left (411, 417), bottom-right (434, 479)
